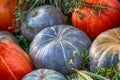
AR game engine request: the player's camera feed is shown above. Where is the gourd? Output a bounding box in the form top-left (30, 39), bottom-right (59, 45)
top-left (29, 25), bottom-right (91, 74)
top-left (0, 40), bottom-right (33, 80)
top-left (72, 0), bottom-right (120, 40)
top-left (22, 69), bottom-right (67, 80)
top-left (21, 5), bottom-right (65, 41)
top-left (0, 30), bottom-right (18, 44)
top-left (89, 27), bottom-right (120, 71)
top-left (0, 0), bottom-right (18, 32)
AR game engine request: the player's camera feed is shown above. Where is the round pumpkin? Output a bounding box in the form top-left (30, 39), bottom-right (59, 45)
top-left (89, 27), bottom-right (120, 71)
top-left (0, 40), bottom-right (33, 80)
top-left (21, 5), bottom-right (65, 41)
top-left (22, 69), bottom-right (67, 80)
top-left (29, 25), bottom-right (91, 74)
top-left (0, 0), bottom-right (18, 32)
top-left (0, 30), bottom-right (18, 44)
top-left (72, 0), bottom-right (120, 40)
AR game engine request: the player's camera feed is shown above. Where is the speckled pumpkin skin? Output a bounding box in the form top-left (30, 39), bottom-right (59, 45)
top-left (0, 30), bottom-right (18, 44)
top-left (89, 27), bottom-right (120, 71)
top-left (21, 5), bottom-right (65, 41)
top-left (22, 69), bottom-right (67, 80)
top-left (29, 25), bottom-right (91, 74)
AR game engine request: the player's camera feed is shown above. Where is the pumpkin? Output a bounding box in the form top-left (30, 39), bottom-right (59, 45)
top-left (0, 30), bottom-right (18, 44)
top-left (29, 25), bottom-right (91, 74)
top-left (0, 0), bottom-right (18, 32)
top-left (89, 27), bottom-right (120, 71)
top-left (22, 69), bottom-right (67, 80)
top-left (72, 0), bottom-right (120, 40)
top-left (0, 40), bottom-right (33, 80)
top-left (21, 5), bottom-right (65, 41)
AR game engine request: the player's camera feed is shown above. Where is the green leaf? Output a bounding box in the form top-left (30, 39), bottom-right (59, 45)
top-left (116, 73), bottom-right (120, 80)
top-left (77, 70), bottom-right (93, 80)
top-left (83, 71), bottom-right (110, 80)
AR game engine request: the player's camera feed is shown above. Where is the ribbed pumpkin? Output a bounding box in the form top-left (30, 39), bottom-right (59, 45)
top-left (72, 0), bottom-right (120, 40)
top-left (29, 25), bottom-right (91, 74)
top-left (89, 27), bottom-right (120, 71)
top-left (0, 40), bottom-right (33, 80)
top-left (0, 30), bottom-right (18, 44)
top-left (22, 69), bottom-right (67, 80)
top-left (0, 0), bottom-right (18, 32)
top-left (21, 5), bottom-right (65, 41)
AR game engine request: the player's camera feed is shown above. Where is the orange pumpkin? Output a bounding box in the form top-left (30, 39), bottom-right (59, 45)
top-left (0, 40), bottom-right (33, 80)
top-left (72, 0), bottom-right (120, 40)
top-left (0, 0), bottom-right (18, 32)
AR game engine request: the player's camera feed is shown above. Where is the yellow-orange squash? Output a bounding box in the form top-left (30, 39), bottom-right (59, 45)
top-left (0, 40), bottom-right (33, 80)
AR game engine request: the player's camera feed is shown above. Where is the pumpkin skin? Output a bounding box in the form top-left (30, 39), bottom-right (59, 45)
top-left (0, 0), bottom-right (18, 32)
top-left (0, 40), bottom-right (33, 80)
top-left (21, 5), bottom-right (65, 41)
top-left (29, 25), bottom-right (91, 74)
top-left (22, 69), bottom-right (67, 80)
top-left (0, 30), bottom-right (18, 44)
top-left (89, 27), bottom-right (120, 71)
top-left (118, 0), bottom-right (120, 2)
top-left (72, 0), bottom-right (120, 40)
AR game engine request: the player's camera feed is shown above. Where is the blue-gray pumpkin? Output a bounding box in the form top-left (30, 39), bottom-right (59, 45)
top-left (29, 25), bottom-right (91, 74)
top-left (89, 27), bottom-right (120, 71)
top-left (22, 69), bottom-right (67, 80)
top-left (0, 30), bottom-right (18, 44)
top-left (21, 5), bottom-right (65, 41)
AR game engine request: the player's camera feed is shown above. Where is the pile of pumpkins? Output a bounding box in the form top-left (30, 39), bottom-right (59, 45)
top-left (0, 0), bottom-right (120, 80)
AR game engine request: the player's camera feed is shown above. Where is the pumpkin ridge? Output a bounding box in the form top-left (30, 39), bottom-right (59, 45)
top-left (58, 26), bottom-right (72, 36)
top-left (0, 56), bottom-right (17, 80)
top-left (6, 42), bottom-right (33, 69)
top-left (40, 34), bottom-right (55, 38)
top-left (51, 27), bottom-right (57, 36)
top-left (97, 46), bottom-right (115, 67)
top-left (102, 11), bottom-right (115, 27)
top-left (62, 39), bottom-right (82, 58)
top-left (63, 37), bottom-right (87, 47)
top-left (13, 47), bottom-right (33, 69)
top-left (113, 29), bottom-right (120, 39)
top-left (98, 34), bottom-right (119, 41)
top-left (40, 40), bottom-right (57, 67)
top-left (59, 41), bottom-right (68, 66)
top-left (0, 41), bottom-right (33, 70)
